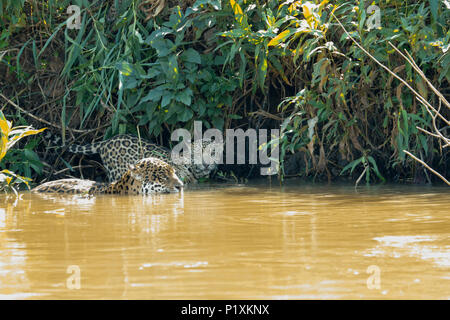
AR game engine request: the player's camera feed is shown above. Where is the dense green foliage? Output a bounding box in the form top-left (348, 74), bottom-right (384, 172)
top-left (0, 110), bottom-right (45, 192)
top-left (0, 0), bottom-right (448, 184)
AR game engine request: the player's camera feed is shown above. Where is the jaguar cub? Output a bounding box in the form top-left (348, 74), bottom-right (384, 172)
top-left (32, 157), bottom-right (183, 195)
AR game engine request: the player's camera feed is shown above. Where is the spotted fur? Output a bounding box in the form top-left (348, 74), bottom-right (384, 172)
top-left (32, 157), bottom-right (183, 195)
top-left (68, 134), bottom-right (218, 183)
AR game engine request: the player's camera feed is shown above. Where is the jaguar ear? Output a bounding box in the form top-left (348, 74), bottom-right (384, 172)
top-left (127, 163), bottom-right (136, 171)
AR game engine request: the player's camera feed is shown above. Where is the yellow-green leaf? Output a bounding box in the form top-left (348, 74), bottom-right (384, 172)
top-left (268, 29), bottom-right (291, 47)
top-left (302, 3), bottom-right (312, 20)
top-left (0, 135), bottom-right (8, 162)
top-left (10, 127), bottom-right (47, 142)
top-left (230, 0), bottom-right (245, 26)
top-left (0, 114), bottom-right (11, 137)
top-left (302, 2), bottom-right (317, 28)
top-left (318, 0), bottom-right (329, 12)
top-left (261, 57), bottom-right (267, 72)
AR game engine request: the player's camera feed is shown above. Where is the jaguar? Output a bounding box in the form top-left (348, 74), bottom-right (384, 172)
top-left (66, 134), bottom-right (219, 183)
top-left (32, 157), bottom-right (183, 195)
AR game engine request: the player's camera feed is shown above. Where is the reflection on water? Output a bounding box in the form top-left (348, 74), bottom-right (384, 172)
top-left (0, 182), bottom-right (449, 299)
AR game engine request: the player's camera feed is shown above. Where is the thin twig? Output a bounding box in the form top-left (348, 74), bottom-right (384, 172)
top-left (403, 150), bottom-right (450, 186)
top-left (0, 93), bottom-right (109, 134)
top-left (331, 12), bottom-right (449, 185)
top-left (416, 126), bottom-right (440, 139)
top-left (355, 164), bottom-right (368, 188)
top-left (331, 13), bottom-right (427, 108)
top-left (50, 165), bottom-right (96, 176)
top-left (389, 42), bottom-right (450, 110)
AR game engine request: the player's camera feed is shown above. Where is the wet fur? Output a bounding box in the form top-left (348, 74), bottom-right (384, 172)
top-left (32, 157), bottom-right (183, 195)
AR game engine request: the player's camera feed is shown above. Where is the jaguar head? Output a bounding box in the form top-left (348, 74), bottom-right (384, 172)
top-left (128, 157), bottom-right (183, 194)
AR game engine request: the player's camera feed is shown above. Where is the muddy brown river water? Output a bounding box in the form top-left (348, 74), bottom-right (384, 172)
top-left (0, 181), bottom-right (449, 299)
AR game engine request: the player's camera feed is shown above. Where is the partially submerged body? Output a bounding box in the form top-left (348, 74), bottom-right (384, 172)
top-left (32, 157), bottom-right (183, 195)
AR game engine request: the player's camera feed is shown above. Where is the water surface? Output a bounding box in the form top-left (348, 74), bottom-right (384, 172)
top-left (0, 181), bottom-right (449, 299)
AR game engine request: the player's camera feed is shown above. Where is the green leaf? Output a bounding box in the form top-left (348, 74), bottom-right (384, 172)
top-left (123, 76), bottom-right (139, 89)
top-left (193, 0), bottom-right (221, 10)
top-left (144, 67), bottom-right (160, 79)
top-left (146, 27), bottom-right (173, 43)
top-left (211, 116), bottom-right (224, 129)
top-left (116, 61), bottom-right (134, 76)
top-left (341, 156), bottom-right (364, 175)
top-left (168, 54), bottom-right (179, 80)
top-left (367, 156), bottom-right (385, 182)
top-left (178, 108), bottom-right (193, 122)
top-left (419, 134), bottom-right (428, 155)
top-left (358, 1), bottom-right (366, 33)
top-left (149, 38), bottom-right (173, 57)
top-left (175, 88), bottom-right (193, 106)
top-left (428, 0), bottom-right (438, 21)
top-left (238, 50), bottom-right (246, 87)
top-left (258, 48), bottom-right (268, 89)
top-left (142, 87), bottom-right (164, 103)
top-left (24, 149), bottom-right (40, 163)
top-left (182, 48), bottom-right (201, 64)
top-left (161, 92), bottom-right (174, 108)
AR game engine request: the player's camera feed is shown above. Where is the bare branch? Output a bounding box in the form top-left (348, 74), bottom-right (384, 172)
top-left (403, 150), bottom-right (450, 186)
